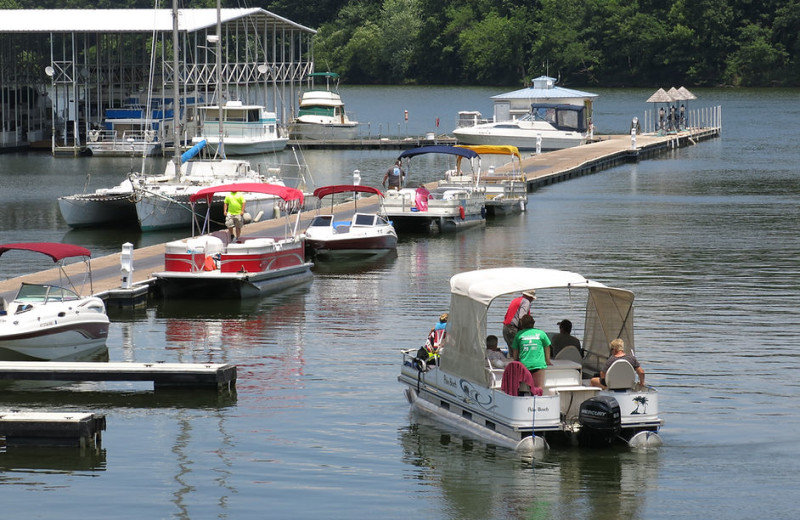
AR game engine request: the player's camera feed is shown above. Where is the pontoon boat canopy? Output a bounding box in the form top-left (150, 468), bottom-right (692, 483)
top-left (189, 183), bottom-right (304, 204)
top-left (313, 185), bottom-right (383, 199)
top-left (0, 243), bottom-right (92, 262)
top-left (398, 145), bottom-right (479, 161)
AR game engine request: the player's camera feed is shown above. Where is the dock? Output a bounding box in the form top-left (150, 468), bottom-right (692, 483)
top-left (0, 361), bottom-right (237, 392)
top-left (0, 126), bottom-right (720, 306)
top-left (0, 410), bottom-right (105, 448)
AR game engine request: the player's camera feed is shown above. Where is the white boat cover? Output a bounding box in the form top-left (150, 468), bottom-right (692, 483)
top-left (441, 268), bottom-right (635, 386)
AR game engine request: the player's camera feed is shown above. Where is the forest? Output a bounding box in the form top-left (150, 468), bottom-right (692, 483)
top-left (3, 0), bottom-right (799, 87)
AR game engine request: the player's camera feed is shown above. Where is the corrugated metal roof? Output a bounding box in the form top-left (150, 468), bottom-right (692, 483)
top-left (0, 8), bottom-right (315, 34)
top-left (491, 76), bottom-right (597, 101)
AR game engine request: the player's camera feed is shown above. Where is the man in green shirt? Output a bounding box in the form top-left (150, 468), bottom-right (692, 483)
top-left (510, 314), bottom-right (552, 389)
top-left (224, 191), bottom-right (246, 242)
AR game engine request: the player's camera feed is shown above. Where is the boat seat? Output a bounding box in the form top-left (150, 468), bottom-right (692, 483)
top-left (553, 345), bottom-right (583, 364)
top-left (605, 359), bottom-right (636, 390)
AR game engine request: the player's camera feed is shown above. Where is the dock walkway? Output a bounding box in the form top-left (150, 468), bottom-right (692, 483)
top-left (0, 127), bottom-right (719, 303)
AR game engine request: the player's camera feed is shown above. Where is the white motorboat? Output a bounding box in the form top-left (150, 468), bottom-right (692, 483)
top-left (0, 243), bottom-right (109, 361)
top-left (382, 146), bottom-right (486, 233)
top-left (447, 144), bottom-right (528, 216)
top-left (192, 101), bottom-right (288, 156)
top-left (153, 182), bottom-right (313, 299)
top-left (304, 184), bottom-right (397, 259)
top-left (453, 76), bottom-right (597, 151)
top-left (398, 267), bottom-right (663, 452)
top-left (289, 72), bottom-right (359, 141)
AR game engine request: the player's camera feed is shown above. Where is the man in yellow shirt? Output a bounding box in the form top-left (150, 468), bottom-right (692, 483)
top-left (223, 191), bottom-right (246, 242)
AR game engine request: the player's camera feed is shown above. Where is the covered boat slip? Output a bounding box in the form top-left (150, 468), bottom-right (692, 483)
top-left (0, 8), bottom-right (315, 154)
top-left (399, 268), bottom-right (662, 450)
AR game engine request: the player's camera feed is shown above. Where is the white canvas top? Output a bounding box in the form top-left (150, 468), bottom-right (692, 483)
top-left (0, 8), bottom-right (315, 34)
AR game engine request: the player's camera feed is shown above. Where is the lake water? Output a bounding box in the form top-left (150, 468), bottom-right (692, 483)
top-left (1, 86), bottom-right (800, 519)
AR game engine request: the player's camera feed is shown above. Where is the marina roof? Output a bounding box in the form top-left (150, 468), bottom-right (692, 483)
top-left (0, 8), bottom-right (315, 34)
top-left (492, 75), bottom-right (598, 101)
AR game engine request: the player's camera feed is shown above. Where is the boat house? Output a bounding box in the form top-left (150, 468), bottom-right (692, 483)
top-left (0, 7), bottom-right (316, 154)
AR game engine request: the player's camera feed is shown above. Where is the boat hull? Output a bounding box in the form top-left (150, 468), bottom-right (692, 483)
top-left (288, 122), bottom-right (359, 141)
top-left (200, 136), bottom-right (289, 156)
top-left (305, 234), bottom-right (398, 258)
top-left (58, 193), bottom-right (138, 228)
top-left (453, 127), bottom-right (585, 151)
top-left (136, 193), bottom-right (277, 232)
top-left (383, 188), bottom-right (486, 234)
top-left (155, 263), bottom-right (313, 299)
top-left (86, 141), bottom-right (161, 157)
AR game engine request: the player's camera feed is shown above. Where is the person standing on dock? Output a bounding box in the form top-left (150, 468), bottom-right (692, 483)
top-left (382, 160), bottom-right (405, 190)
top-left (502, 291), bottom-right (536, 348)
top-left (224, 190), bottom-right (246, 242)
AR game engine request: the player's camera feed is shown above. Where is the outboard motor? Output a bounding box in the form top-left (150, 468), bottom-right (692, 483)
top-left (578, 395), bottom-right (621, 448)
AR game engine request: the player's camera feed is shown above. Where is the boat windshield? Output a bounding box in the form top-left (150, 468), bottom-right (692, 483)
top-left (309, 215), bottom-right (334, 227)
top-left (353, 214), bottom-right (377, 226)
top-left (299, 106), bottom-right (335, 117)
top-left (15, 283), bottom-right (80, 303)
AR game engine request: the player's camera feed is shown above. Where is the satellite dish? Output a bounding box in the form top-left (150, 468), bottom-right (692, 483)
top-left (44, 66), bottom-right (55, 77)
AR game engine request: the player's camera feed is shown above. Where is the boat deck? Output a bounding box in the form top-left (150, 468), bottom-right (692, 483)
top-left (0, 127), bottom-right (719, 303)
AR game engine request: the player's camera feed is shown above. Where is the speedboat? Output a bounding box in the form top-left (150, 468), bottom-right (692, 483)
top-left (153, 182), bottom-right (313, 299)
top-left (0, 243), bottom-right (109, 361)
top-left (192, 101), bottom-right (288, 156)
top-left (453, 76), bottom-right (597, 151)
top-left (449, 145), bottom-right (528, 216)
top-left (382, 146), bottom-right (486, 233)
top-left (58, 174), bottom-right (141, 228)
top-left (289, 72), bottom-right (359, 141)
top-left (398, 267), bottom-right (663, 453)
top-left (304, 184), bottom-right (397, 259)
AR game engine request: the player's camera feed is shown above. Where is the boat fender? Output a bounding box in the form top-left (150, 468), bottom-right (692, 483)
top-left (480, 206), bottom-right (487, 219)
top-left (459, 205), bottom-right (465, 220)
top-left (144, 130), bottom-right (156, 142)
top-left (89, 130), bottom-right (100, 142)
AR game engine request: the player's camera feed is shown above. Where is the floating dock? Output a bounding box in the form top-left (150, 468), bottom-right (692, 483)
top-left (0, 361), bottom-right (237, 392)
top-left (0, 410), bottom-right (105, 448)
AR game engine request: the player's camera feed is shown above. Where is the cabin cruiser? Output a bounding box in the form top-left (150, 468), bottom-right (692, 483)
top-left (453, 76), bottom-right (597, 151)
top-left (304, 185), bottom-right (397, 258)
top-left (153, 183), bottom-right (313, 299)
top-left (382, 146), bottom-right (486, 233)
top-left (192, 101), bottom-right (288, 156)
top-left (0, 243), bottom-right (109, 361)
top-left (289, 72), bottom-right (359, 141)
top-left (398, 267), bottom-right (663, 452)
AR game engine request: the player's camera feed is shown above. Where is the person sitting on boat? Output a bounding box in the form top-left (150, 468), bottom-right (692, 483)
top-left (416, 312), bottom-right (447, 367)
top-left (549, 319), bottom-right (583, 358)
top-left (502, 290), bottom-right (536, 349)
top-left (486, 334), bottom-right (509, 369)
top-left (590, 338), bottom-right (645, 389)
top-left (510, 314), bottom-right (551, 389)
top-left (224, 190), bottom-right (246, 242)
top-left (382, 160), bottom-right (405, 190)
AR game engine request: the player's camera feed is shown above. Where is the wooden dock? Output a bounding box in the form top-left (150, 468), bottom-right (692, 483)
top-left (0, 361), bottom-right (237, 392)
top-left (0, 127), bottom-right (719, 305)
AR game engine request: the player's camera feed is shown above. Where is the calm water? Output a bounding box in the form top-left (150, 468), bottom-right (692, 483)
top-left (1, 87), bottom-right (800, 519)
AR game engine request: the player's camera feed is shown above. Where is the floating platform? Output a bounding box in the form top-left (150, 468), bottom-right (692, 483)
top-left (0, 361), bottom-right (237, 392)
top-left (0, 410), bottom-right (105, 447)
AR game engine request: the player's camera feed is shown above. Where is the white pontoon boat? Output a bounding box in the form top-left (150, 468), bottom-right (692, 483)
top-left (398, 267), bottom-right (663, 452)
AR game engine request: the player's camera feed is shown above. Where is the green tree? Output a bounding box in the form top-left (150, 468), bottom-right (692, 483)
top-left (724, 23), bottom-right (787, 85)
top-left (457, 8), bottom-right (529, 85)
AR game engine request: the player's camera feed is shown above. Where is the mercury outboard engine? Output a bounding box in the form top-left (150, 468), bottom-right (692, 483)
top-left (578, 395), bottom-right (621, 448)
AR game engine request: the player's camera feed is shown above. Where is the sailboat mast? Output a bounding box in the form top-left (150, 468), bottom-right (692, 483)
top-left (171, 0), bottom-right (181, 167)
top-left (216, 0), bottom-right (224, 158)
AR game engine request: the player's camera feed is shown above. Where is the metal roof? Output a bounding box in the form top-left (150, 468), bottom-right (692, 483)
top-left (491, 75), bottom-right (597, 101)
top-left (0, 8), bottom-right (315, 34)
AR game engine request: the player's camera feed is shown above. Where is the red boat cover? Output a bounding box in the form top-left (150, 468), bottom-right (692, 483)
top-left (189, 183), bottom-right (304, 205)
top-left (0, 242), bottom-right (92, 262)
top-left (313, 185), bottom-right (384, 199)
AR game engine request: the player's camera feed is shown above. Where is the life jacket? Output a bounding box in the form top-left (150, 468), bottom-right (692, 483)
top-left (503, 296), bottom-right (525, 325)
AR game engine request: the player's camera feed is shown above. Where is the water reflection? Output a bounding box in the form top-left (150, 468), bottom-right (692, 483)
top-left (0, 446), bottom-right (107, 473)
top-left (400, 412), bottom-right (660, 520)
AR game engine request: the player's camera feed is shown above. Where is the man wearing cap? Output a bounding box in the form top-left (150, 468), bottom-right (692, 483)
top-left (502, 291), bottom-right (536, 349)
top-left (549, 319), bottom-right (582, 358)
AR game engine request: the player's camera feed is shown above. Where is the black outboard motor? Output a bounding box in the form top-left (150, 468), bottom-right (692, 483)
top-left (578, 395), bottom-right (621, 448)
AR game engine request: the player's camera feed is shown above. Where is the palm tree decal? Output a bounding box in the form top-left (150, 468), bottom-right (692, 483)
top-left (632, 396), bottom-right (649, 414)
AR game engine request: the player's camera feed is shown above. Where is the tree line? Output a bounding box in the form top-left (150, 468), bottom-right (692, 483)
top-left (5, 0), bottom-right (799, 87)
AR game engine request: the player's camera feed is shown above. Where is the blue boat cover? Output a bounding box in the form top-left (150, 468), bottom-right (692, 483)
top-left (181, 140), bottom-right (206, 163)
top-left (398, 145), bottom-right (479, 160)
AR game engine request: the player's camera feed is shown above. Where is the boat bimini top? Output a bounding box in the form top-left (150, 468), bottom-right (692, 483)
top-left (441, 267), bottom-right (635, 387)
